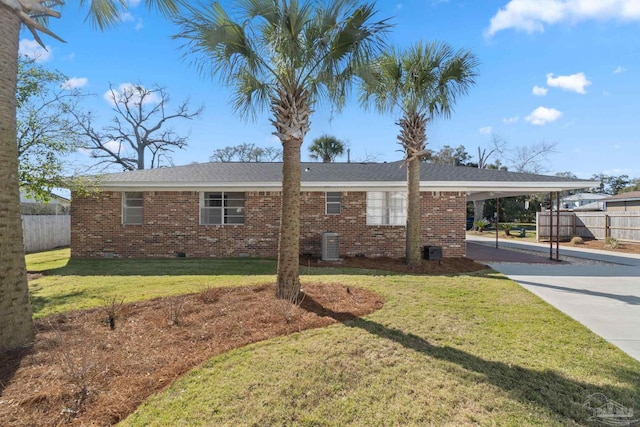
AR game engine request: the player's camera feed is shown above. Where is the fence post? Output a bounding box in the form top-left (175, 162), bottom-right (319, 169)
top-left (604, 214), bottom-right (609, 239)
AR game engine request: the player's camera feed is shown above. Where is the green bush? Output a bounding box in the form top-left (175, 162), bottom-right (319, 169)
top-left (474, 218), bottom-right (490, 232)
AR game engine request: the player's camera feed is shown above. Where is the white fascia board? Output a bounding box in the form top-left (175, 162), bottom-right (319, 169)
top-left (92, 179), bottom-right (600, 193)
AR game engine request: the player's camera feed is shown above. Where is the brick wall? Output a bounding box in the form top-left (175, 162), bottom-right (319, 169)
top-left (71, 190), bottom-right (466, 259)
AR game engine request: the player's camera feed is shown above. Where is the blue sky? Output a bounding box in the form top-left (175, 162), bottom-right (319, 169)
top-left (19, 0), bottom-right (640, 180)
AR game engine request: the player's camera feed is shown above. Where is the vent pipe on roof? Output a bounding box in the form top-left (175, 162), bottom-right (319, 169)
top-left (347, 148), bottom-right (351, 163)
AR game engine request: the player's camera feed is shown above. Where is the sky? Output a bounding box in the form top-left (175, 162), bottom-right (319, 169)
top-left (19, 0), bottom-right (640, 180)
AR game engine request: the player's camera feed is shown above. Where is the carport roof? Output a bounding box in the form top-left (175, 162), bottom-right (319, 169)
top-left (86, 161), bottom-right (598, 198)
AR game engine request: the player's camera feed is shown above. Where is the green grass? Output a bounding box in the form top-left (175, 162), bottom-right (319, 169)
top-left (26, 249), bottom-right (640, 426)
top-left (25, 249), bottom-right (381, 318)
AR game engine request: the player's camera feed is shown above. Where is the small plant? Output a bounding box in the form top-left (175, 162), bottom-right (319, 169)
top-left (197, 285), bottom-right (220, 304)
top-left (501, 223), bottom-right (514, 236)
top-left (166, 296), bottom-right (186, 326)
top-left (274, 291), bottom-right (306, 324)
top-left (102, 296), bottom-right (125, 330)
top-left (52, 325), bottom-right (101, 414)
top-left (474, 218), bottom-right (490, 232)
top-left (605, 237), bottom-right (620, 249)
top-left (570, 236), bottom-right (584, 245)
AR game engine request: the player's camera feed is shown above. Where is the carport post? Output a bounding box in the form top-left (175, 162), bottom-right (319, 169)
top-left (495, 197), bottom-right (499, 249)
top-left (556, 191), bottom-right (560, 261)
top-left (549, 192), bottom-right (553, 260)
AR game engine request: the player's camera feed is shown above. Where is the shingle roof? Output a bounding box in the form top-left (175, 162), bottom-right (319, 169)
top-left (604, 191), bottom-right (640, 201)
top-left (92, 161), bottom-right (593, 185)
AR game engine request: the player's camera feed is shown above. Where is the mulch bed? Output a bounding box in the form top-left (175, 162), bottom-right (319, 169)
top-left (301, 255), bottom-right (489, 275)
top-left (0, 283), bottom-right (383, 427)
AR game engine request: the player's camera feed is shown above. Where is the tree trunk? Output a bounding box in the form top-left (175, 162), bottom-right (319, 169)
top-left (276, 139), bottom-right (301, 299)
top-left (397, 112), bottom-right (427, 267)
top-left (137, 145), bottom-right (145, 170)
top-left (473, 199), bottom-right (485, 231)
top-left (0, 7), bottom-right (36, 349)
top-left (406, 157), bottom-right (422, 266)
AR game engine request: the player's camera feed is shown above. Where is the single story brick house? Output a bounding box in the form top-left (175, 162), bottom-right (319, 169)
top-left (71, 161), bottom-right (594, 259)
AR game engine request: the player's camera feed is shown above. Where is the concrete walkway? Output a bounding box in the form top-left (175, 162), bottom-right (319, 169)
top-left (466, 235), bottom-right (640, 362)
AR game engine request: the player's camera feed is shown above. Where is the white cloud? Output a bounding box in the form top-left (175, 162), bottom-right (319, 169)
top-left (127, 0), bottom-right (142, 6)
top-left (120, 11), bottom-right (135, 23)
top-left (603, 90), bottom-right (611, 96)
top-left (61, 77), bottom-right (88, 89)
top-left (135, 19), bottom-right (144, 30)
top-left (614, 144), bottom-right (620, 149)
top-left (103, 83), bottom-right (160, 106)
top-left (614, 66), bottom-right (627, 74)
top-left (532, 85), bottom-right (548, 96)
top-left (502, 116), bottom-right (519, 124)
top-left (546, 72), bottom-right (591, 94)
top-left (479, 126), bottom-right (493, 135)
top-left (19, 39), bottom-right (51, 62)
top-left (525, 106), bottom-right (562, 125)
top-left (103, 140), bottom-right (123, 153)
top-left (486, 0), bottom-right (640, 37)
top-left (396, 3), bottom-right (403, 10)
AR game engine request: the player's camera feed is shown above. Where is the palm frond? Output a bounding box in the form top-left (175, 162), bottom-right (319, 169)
top-left (79, 0), bottom-right (125, 29)
top-left (175, 0), bottom-right (391, 121)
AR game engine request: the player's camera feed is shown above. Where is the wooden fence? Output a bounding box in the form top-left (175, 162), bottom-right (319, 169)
top-left (22, 215), bottom-right (70, 253)
top-left (537, 211), bottom-right (640, 242)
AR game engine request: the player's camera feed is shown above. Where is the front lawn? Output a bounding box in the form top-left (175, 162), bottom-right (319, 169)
top-left (19, 249), bottom-right (640, 426)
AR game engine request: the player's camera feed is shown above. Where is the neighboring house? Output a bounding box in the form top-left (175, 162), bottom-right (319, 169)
top-left (560, 193), bottom-right (608, 210)
top-left (71, 161), bottom-right (595, 259)
top-left (603, 191), bottom-right (640, 212)
top-left (573, 200), bottom-right (605, 212)
top-left (20, 190), bottom-right (70, 215)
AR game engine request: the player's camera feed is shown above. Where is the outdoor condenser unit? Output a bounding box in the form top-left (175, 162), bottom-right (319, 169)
top-left (321, 232), bottom-right (340, 261)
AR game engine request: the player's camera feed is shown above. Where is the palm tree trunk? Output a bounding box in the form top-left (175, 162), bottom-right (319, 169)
top-left (276, 139), bottom-right (301, 299)
top-left (406, 157), bottom-right (422, 265)
top-left (0, 7), bottom-right (36, 349)
top-left (398, 112), bottom-right (427, 266)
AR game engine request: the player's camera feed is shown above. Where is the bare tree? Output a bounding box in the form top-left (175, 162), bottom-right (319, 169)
top-left (210, 143), bottom-right (282, 162)
top-left (470, 134), bottom-right (506, 229)
top-left (508, 140), bottom-right (558, 174)
top-left (74, 84), bottom-right (202, 171)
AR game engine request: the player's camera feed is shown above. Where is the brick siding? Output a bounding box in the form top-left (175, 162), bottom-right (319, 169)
top-left (71, 190), bottom-right (466, 259)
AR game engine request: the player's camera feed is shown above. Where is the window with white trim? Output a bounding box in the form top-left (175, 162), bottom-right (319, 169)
top-left (122, 192), bottom-right (143, 225)
top-left (326, 192), bottom-right (341, 215)
top-left (200, 192), bottom-right (245, 225)
top-left (366, 191), bottom-right (406, 225)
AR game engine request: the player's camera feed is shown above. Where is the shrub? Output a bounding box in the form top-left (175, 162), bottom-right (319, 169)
top-left (570, 236), bottom-right (584, 245)
top-left (501, 223), bottom-right (514, 236)
top-left (197, 285), bottom-right (220, 304)
top-left (474, 218), bottom-right (490, 232)
top-left (166, 296), bottom-right (186, 326)
top-left (605, 237), bottom-right (620, 249)
top-left (274, 291), bottom-right (306, 324)
top-left (102, 296), bottom-right (125, 330)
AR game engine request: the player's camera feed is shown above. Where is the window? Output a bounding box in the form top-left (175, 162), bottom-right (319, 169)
top-left (366, 191), bottom-right (406, 225)
top-left (326, 192), bottom-right (341, 215)
top-left (123, 192), bottom-right (143, 225)
top-left (201, 192), bottom-right (245, 225)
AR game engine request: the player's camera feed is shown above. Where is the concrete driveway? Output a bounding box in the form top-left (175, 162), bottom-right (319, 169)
top-left (466, 235), bottom-right (640, 362)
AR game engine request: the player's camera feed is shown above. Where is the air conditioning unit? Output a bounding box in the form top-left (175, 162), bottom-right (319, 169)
top-left (321, 232), bottom-right (340, 261)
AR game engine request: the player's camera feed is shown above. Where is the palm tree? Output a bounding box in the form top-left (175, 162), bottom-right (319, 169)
top-left (175, 0), bottom-right (390, 300)
top-left (308, 134), bottom-right (346, 162)
top-left (360, 41), bottom-right (479, 266)
top-left (0, 0), bottom-right (181, 349)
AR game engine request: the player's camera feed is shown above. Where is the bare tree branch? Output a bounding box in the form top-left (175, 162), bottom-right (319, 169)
top-left (75, 83), bottom-right (203, 171)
